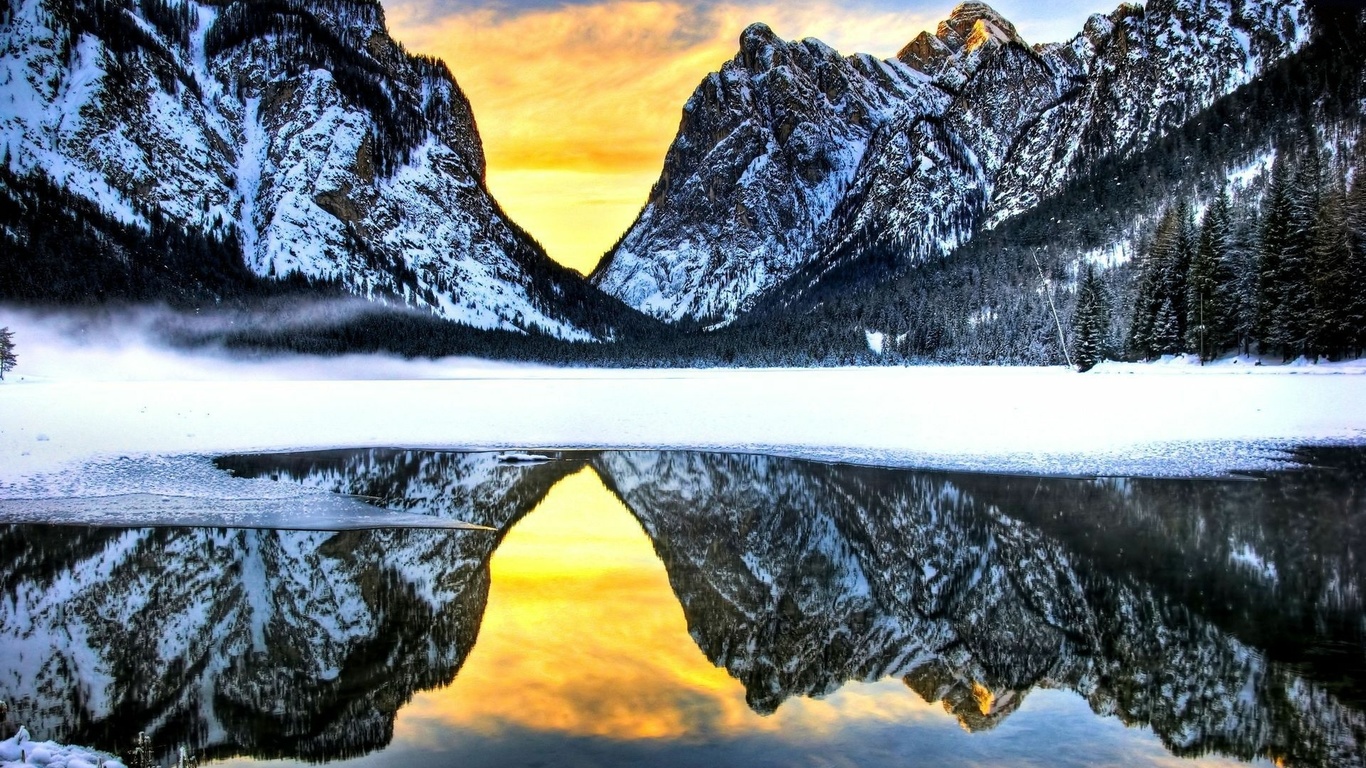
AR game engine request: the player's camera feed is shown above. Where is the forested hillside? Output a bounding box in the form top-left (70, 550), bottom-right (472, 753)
top-left (724, 1), bottom-right (1366, 368)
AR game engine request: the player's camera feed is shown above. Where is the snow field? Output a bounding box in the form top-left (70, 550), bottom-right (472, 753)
top-left (0, 729), bottom-right (124, 768)
top-left (1, 310), bottom-right (1364, 494)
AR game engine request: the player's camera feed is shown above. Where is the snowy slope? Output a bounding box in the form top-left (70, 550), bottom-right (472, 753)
top-left (1, 729), bottom-right (124, 768)
top-left (592, 0), bottom-right (1310, 325)
top-left (0, 0), bottom-right (600, 339)
top-left (590, 23), bottom-right (933, 325)
top-left (0, 304), bottom-right (1364, 485)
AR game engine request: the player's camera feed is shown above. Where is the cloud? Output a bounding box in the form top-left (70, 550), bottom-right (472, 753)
top-left (387, 0), bottom-right (941, 173)
top-left (383, 0), bottom-right (941, 270)
top-left (381, 0), bottom-right (1114, 271)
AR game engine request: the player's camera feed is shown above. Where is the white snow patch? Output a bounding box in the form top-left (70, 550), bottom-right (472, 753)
top-left (1229, 541), bottom-right (1278, 583)
top-left (496, 451), bottom-right (555, 465)
top-left (967, 307), bottom-right (998, 328)
top-left (1, 307), bottom-right (1364, 495)
top-left (1078, 240), bottom-right (1137, 269)
top-left (235, 96), bottom-right (267, 274)
top-left (865, 330), bottom-right (885, 355)
top-left (0, 728), bottom-right (124, 768)
top-left (1227, 151), bottom-right (1275, 190)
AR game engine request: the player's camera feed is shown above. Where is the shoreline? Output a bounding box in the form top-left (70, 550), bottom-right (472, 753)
top-left (3, 364), bottom-right (1365, 500)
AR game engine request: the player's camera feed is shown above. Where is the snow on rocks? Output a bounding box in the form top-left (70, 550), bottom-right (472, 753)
top-left (594, 0), bottom-right (1311, 325)
top-left (0, 729), bottom-right (124, 768)
top-left (1, 0), bottom-right (598, 339)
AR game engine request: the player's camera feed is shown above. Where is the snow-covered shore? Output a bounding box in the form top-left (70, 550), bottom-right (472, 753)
top-left (1, 308), bottom-right (1365, 505)
top-left (0, 728), bottom-right (124, 768)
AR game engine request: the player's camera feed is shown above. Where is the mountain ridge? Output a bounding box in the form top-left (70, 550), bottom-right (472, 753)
top-left (591, 0), bottom-right (1311, 327)
top-left (0, 0), bottom-right (644, 340)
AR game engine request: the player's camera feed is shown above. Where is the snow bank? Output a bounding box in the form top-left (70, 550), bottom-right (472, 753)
top-left (1, 308), bottom-right (1365, 506)
top-left (0, 728), bottom-right (124, 768)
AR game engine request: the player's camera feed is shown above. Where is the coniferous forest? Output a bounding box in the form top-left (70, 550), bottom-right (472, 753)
top-left (1122, 136), bottom-right (1365, 365)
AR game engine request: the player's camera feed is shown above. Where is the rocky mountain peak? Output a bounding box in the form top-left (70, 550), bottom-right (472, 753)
top-left (898, 1), bottom-right (1025, 73)
top-left (938, 2), bottom-right (1024, 49)
top-left (0, 0), bottom-right (639, 340)
top-left (896, 30), bottom-right (954, 73)
top-left (593, 0), bottom-right (1313, 328)
top-left (738, 22), bottom-right (785, 71)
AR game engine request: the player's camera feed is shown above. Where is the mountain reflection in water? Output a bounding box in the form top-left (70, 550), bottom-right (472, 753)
top-left (1, 448), bottom-right (1363, 767)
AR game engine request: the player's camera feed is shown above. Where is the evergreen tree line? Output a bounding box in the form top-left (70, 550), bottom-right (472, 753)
top-left (1119, 136), bottom-right (1366, 364)
top-left (138, 0), bottom-right (194, 52)
top-left (0, 167), bottom-right (334, 306)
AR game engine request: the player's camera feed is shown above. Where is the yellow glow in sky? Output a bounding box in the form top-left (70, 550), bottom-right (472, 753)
top-left (384, 1), bottom-right (941, 274)
top-left (382, 1), bottom-right (1122, 274)
top-left (392, 466), bottom-right (942, 743)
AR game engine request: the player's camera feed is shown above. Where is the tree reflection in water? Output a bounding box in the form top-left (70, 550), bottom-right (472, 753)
top-left (1, 448), bottom-right (1362, 766)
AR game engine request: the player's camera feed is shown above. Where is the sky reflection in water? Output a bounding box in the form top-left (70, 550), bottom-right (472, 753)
top-left (10, 448), bottom-right (1362, 767)
top-left (372, 469), bottom-right (1260, 768)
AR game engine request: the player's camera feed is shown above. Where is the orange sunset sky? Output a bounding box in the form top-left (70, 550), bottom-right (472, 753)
top-left (382, 0), bottom-right (1118, 274)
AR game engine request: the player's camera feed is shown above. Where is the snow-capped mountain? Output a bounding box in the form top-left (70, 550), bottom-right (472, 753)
top-left (0, 0), bottom-right (613, 339)
top-left (591, 0), bottom-right (1311, 325)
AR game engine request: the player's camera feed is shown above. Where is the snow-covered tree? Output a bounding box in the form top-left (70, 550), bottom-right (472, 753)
top-left (0, 327), bottom-right (16, 380)
top-left (1071, 263), bottom-right (1109, 372)
top-left (1228, 199), bottom-right (1262, 355)
top-left (1258, 149), bottom-right (1295, 356)
top-left (1310, 177), bottom-right (1355, 359)
top-left (1346, 142), bottom-right (1366, 356)
top-left (1187, 191), bottom-right (1236, 361)
top-left (1130, 202), bottom-right (1194, 359)
top-left (1274, 137), bottom-right (1323, 358)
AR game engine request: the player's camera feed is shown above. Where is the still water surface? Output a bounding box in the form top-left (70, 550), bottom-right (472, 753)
top-left (2, 449), bottom-right (1364, 766)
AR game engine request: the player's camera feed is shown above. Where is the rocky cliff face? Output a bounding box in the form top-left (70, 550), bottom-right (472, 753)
top-left (589, 24), bottom-right (933, 325)
top-left (592, 0), bottom-right (1310, 325)
top-left (0, 0), bottom-right (603, 338)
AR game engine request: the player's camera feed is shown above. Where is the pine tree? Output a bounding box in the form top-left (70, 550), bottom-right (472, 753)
top-left (1228, 198), bottom-right (1261, 355)
top-left (1071, 262), bottom-right (1109, 372)
top-left (1258, 149), bottom-right (1294, 357)
top-left (1187, 191), bottom-right (1235, 361)
top-left (1271, 137), bottom-right (1322, 360)
top-left (0, 327), bottom-right (15, 380)
top-left (1309, 176), bottom-right (1354, 359)
top-left (1163, 199), bottom-right (1196, 350)
top-left (1128, 243), bottom-right (1160, 359)
top-left (1151, 296), bottom-right (1181, 355)
top-left (1346, 142), bottom-right (1366, 356)
top-left (1128, 203), bottom-right (1193, 359)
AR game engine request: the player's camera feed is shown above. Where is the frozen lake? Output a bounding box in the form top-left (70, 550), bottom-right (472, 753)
top-left (2, 448), bottom-right (1364, 767)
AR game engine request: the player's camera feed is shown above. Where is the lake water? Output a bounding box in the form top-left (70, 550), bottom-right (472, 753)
top-left (2, 448), bottom-right (1364, 767)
